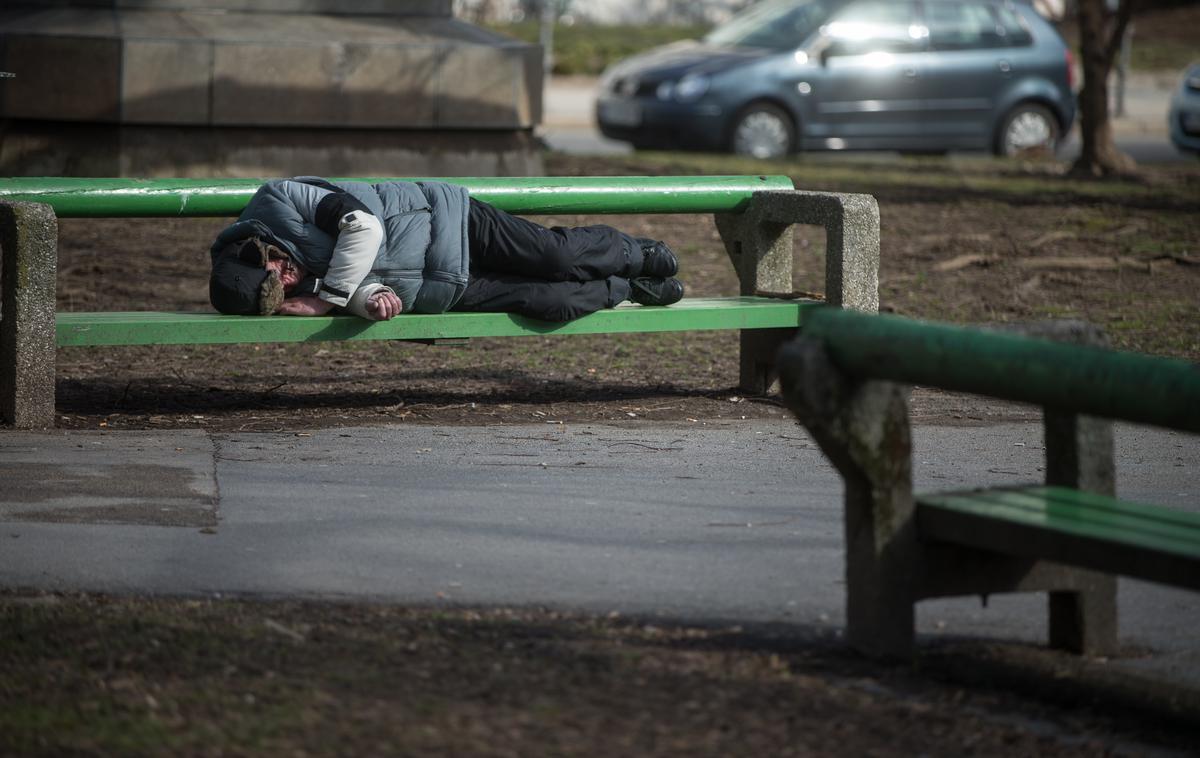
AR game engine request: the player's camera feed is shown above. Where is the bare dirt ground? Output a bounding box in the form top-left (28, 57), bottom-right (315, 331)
top-left (51, 155), bottom-right (1198, 432)
top-left (4, 591), bottom-right (1199, 757)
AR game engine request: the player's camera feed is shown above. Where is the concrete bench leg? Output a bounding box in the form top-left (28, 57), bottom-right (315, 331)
top-left (1, 201), bottom-right (57, 428)
top-left (1044, 410), bottom-right (1119, 655)
top-left (1025, 321), bottom-right (1118, 656)
top-left (779, 337), bottom-right (918, 658)
top-left (716, 190), bottom-right (880, 394)
top-left (714, 202), bottom-right (793, 394)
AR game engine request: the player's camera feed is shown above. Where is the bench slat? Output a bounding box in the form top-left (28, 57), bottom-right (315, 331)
top-left (56, 296), bottom-right (816, 347)
top-left (917, 486), bottom-right (1200, 590)
top-left (955, 486), bottom-right (1200, 541)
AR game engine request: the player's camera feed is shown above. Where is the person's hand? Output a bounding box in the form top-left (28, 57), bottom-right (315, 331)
top-left (365, 290), bottom-right (403, 321)
top-left (277, 295), bottom-right (334, 316)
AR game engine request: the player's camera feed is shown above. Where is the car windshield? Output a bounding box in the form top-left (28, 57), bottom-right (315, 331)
top-left (705, 0), bottom-right (838, 51)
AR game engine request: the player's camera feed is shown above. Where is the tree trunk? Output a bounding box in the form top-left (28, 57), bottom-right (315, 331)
top-left (1071, 0), bottom-right (1137, 177)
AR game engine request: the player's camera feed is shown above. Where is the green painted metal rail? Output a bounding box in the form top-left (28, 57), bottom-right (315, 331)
top-left (917, 486), bottom-right (1200, 590)
top-left (801, 307), bottom-right (1200, 433)
top-left (56, 297), bottom-right (816, 347)
top-left (0, 176), bottom-right (794, 218)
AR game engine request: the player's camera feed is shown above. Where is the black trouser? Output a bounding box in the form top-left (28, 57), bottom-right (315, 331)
top-left (453, 199), bottom-right (638, 321)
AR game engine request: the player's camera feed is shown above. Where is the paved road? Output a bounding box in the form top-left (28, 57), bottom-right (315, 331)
top-left (541, 73), bottom-right (1192, 163)
top-left (3, 419), bottom-right (1197, 686)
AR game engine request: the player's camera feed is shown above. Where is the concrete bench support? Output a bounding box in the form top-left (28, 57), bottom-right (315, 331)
top-left (779, 320), bottom-right (1119, 658)
top-left (0, 201), bottom-right (57, 428)
top-left (1038, 323), bottom-right (1118, 655)
top-left (715, 190), bottom-right (880, 393)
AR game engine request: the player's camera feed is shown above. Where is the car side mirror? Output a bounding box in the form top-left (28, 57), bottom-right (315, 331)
top-left (812, 37), bottom-right (840, 66)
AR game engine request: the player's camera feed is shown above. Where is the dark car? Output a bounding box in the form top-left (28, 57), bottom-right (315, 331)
top-left (596, 0), bottom-right (1075, 158)
top-left (1168, 62), bottom-right (1200, 156)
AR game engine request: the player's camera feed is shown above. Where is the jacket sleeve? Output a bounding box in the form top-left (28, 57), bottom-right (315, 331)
top-left (343, 282), bottom-right (398, 320)
top-left (273, 179), bottom-right (385, 309)
top-left (318, 211), bottom-right (384, 308)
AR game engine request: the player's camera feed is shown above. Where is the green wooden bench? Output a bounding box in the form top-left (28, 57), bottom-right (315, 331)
top-left (778, 307), bottom-right (1200, 658)
top-left (0, 176), bottom-right (881, 427)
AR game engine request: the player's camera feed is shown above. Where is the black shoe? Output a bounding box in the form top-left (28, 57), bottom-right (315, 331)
top-left (630, 277), bottom-right (684, 306)
top-left (636, 238), bottom-right (679, 278)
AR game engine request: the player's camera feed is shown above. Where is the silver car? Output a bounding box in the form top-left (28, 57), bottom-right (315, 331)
top-left (597, 0), bottom-right (1076, 158)
top-left (1169, 63), bottom-right (1200, 156)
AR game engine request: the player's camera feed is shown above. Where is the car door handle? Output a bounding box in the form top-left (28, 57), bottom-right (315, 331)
top-left (903, 67), bottom-right (918, 78)
top-left (996, 59), bottom-right (1012, 73)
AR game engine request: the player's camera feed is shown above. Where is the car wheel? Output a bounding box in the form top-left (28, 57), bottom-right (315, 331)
top-left (730, 103), bottom-right (795, 159)
top-left (995, 103), bottom-right (1060, 157)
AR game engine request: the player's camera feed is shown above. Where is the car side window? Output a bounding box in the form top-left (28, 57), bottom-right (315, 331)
top-left (924, 1), bottom-right (1034, 51)
top-left (823, 0), bottom-right (927, 57)
top-left (925, 1), bottom-right (996, 50)
top-left (990, 4), bottom-right (1034, 47)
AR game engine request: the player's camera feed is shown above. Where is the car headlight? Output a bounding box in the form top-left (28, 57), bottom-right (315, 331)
top-left (599, 67), bottom-right (625, 93)
top-left (674, 73), bottom-right (711, 102)
top-left (658, 74), bottom-right (711, 102)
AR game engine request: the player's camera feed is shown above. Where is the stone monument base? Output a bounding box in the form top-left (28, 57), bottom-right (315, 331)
top-left (0, 122), bottom-right (544, 178)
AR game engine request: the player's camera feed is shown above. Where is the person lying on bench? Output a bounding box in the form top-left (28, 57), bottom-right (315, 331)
top-left (208, 177), bottom-right (684, 322)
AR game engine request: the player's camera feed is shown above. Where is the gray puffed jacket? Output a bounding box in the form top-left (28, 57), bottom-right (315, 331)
top-left (210, 177), bottom-right (471, 314)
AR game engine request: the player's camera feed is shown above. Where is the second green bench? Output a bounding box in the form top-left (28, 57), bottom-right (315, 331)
top-left (778, 307), bottom-right (1200, 658)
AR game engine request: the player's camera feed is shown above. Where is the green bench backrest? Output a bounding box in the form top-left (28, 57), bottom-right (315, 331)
top-left (0, 176), bottom-right (794, 218)
top-left (798, 307), bottom-right (1200, 434)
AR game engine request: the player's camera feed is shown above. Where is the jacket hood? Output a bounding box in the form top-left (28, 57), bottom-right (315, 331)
top-left (209, 219), bottom-right (293, 261)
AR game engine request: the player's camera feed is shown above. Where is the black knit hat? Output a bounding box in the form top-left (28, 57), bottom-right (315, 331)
top-left (209, 237), bottom-right (285, 315)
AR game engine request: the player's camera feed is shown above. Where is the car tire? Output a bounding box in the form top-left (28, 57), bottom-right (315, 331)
top-left (730, 102), bottom-right (795, 159)
top-left (995, 103), bottom-right (1060, 157)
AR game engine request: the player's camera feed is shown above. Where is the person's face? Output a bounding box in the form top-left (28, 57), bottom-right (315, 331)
top-left (266, 254), bottom-right (307, 293)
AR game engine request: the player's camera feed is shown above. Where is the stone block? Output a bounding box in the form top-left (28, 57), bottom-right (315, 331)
top-left (0, 6), bottom-right (120, 35)
top-left (0, 34), bottom-right (120, 121)
top-left (0, 122), bottom-right (121, 176)
top-left (438, 43), bottom-right (540, 128)
top-left (211, 41), bottom-right (440, 128)
top-left (0, 1), bottom-right (541, 164)
top-left (109, 6), bottom-right (208, 39)
top-left (9, 0), bottom-right (452, 16)
top-left (0, 121), bottom-right (544, 177)
top-left (122, 39), bottom-right (213, 124)
top-left (1, 6), bottom-right (540, 129)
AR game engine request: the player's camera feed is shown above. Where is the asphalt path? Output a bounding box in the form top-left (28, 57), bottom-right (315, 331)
top-left (2, 419), bottom-right (1197, 687)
